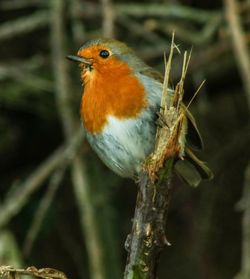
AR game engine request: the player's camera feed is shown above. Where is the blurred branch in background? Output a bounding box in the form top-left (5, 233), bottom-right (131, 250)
top-left (101, 0), bottom-right (115, 38)
top-left (146, 15), bottom-right (222, 46)
top-left (74, 2), bottom-right (224, 48)
top-left (115, 3), bottom-right (220, 22)
top-left (50, 1), bottom-right (106, 279)
top-left (241, 164), bottom-right (250, 279)
top-left (118, 15), bottom-right (166, 45)
top-left (69, 0), bottom-right (86, 44)
top-left (224, 0), bottom-right (250, 107)
top-left (0, 11), bottom-right (48, 41)
top-left (0, 229), bottom-right (23, 267)
top-left (0, 0), bottom-right (44, 10)
top-left (0, 57), bottom-right (52, 92)
top-left (224, 1), bottom-right (250, 278)
top-left (235, 164), bottom-right (250, 279)
top-left (50, 1), bottom-right (121, 279)
top-left (23, 166), bottom-right (67, 256)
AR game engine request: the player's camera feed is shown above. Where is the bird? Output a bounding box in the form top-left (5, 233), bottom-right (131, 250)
top-left (67, 38), bottom-right (213, 186)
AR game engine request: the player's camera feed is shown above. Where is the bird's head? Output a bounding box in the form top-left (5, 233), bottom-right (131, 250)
top-left (67, 38), bottom-right (146, 83)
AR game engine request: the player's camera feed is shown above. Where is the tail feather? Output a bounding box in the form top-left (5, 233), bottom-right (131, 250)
top-left (174, 147), bottom-right (213, 187)
top-left (185, 147), bottom-right (213, 180)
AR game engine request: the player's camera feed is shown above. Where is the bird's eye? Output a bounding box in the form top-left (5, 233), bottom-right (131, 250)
top-left (99, 50), bottom-right (110, 58)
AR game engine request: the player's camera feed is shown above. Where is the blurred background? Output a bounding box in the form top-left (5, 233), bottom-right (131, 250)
top-left (0, 0), bottom-right (249, 279)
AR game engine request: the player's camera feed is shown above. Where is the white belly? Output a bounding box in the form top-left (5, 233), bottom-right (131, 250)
top-left (85, 110), bottom-right (156, 178)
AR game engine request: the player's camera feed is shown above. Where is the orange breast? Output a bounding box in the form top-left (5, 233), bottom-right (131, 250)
top-left (80, 59), bottom-right (148, 134)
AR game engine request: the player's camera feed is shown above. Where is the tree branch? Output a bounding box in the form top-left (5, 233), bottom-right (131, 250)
top-left (118, 16), bottom-right (166, 45)
top-left (124, 35), bottom-right (190, 279)
top-left (240, 164), bottom-right (250, 278)
top-left (224, 0), bottom-right (250, 108)
top-left (23, 166), bottom-right (67, 256)
top-left (234, 163), bottom-right (250, 279)
top-left (124, 162), bottom-right (173, 279)
top-left (0, 57), bottom-right (52, 91)
top-left (101, 0), bottom-right (115, 37)
top-left (0, 11), bottom-right (48, 40)
top-left (115, 3), bottom-right (220, 22)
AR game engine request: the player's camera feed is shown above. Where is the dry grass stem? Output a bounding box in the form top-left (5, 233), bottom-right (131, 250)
top-left (0, 266), bottom-right (68, 279)
top-left (146, 35), bottom-right (192, 181)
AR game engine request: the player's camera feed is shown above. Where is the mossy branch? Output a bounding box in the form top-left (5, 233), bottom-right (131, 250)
top-left (124, 34), bottom-right (191, 279)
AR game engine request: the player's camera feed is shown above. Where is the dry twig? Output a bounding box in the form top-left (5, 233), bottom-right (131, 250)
top-left (0, 266), bottom-right (68, 279)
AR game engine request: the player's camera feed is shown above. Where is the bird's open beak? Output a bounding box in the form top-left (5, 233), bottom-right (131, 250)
top-left (66, 55), bottom-right (92, 66)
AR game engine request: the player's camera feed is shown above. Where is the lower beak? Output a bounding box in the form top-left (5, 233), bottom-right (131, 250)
top-left (66, 55), bottom-right (92, 65)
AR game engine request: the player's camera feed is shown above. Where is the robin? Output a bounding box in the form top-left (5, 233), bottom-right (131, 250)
top-left (67, 38), bottom-right (213, 185)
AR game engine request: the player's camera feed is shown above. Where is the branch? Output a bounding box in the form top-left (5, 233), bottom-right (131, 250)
top-left (224, 0), bottom-right (250, 108)
top-left (0, 230), bottom-right (23, 267)
top-left (69, 0), bottom-right (85, 44)
top-left (0, 11), bottom-right (48, 40)
top-left (241, 164), bottom-right (250, 278)
top-left (0, 0), bottom-right (43, 10)
top-left (23, 166), bottom-right (67, 256)
top-left (118, 15), bottom-right (166, 45)
top-left (124, 162), bottom-right (173, 279)
top-left (101, 0), bottom-right (115, 37)
top-left (115, 4), bottom-right (220, 22)
top-left (0, 57), bottom-right (52, 91)
top-left (74, 3), bottom-right (221, 23)
top-left (124, 35), bottom-right (190, 279)
top-left (234, 163), bottom-right (250, 279)
top-left (153, 14), bottom-right (222, 45)
top-left (0, 266), bottom-right (68, 279)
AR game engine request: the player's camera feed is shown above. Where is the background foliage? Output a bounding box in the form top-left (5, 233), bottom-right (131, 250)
top-left (0, 0), bottom-right (250, 279)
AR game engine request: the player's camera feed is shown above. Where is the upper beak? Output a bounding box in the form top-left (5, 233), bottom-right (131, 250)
top-left (66, 55), bottom-right (92, 65)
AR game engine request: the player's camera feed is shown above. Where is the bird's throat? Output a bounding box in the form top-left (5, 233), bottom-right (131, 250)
top-left (80, 63), bottom-right (148, 134)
